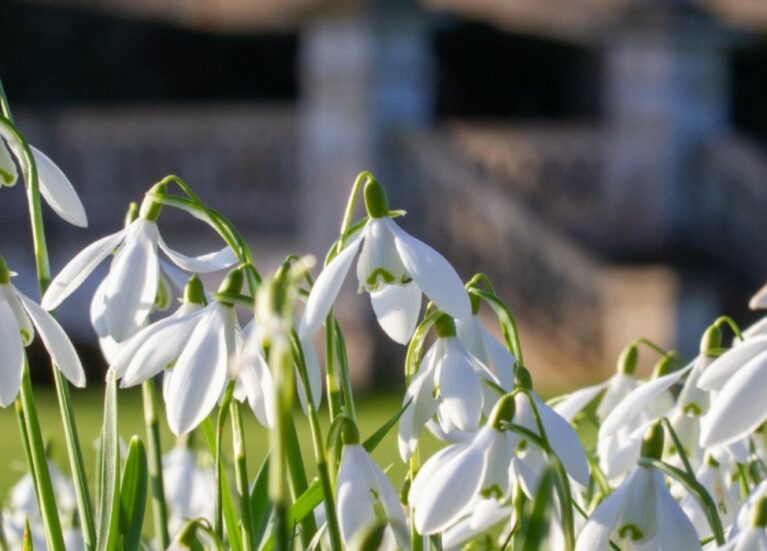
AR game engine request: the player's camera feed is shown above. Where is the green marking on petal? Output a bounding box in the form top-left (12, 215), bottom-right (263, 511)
top-left (365, 268), bottom-right (396, 290)
top-left (683, 403), bottom-right (702, 416)
top-left (618, 524), bottom-right (644, 541)
top-left (19, 328), bottom-right (32, 345)
top-left (480, 485), bottom-right (503, 500)
top-left (0, 168), bottom-right (14, 185)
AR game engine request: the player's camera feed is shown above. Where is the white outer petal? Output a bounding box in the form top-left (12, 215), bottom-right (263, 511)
top-left (385, 218), bottom-right (471, 321)
top-left (2, 285), bottom-right (34, 345)
top-left (413, 427), bottom-right (494, 534)
top-left (645, 470), bottom-right (700, 551)
top-left (750, 282), bottom-right (767, 310)
top-left (298, 233), bottom-right (363, 339)
top-left (552, 381), bottom-right (609, 423)
top-left (42, 229), bottom-right (126, 311)
top-left (89, 277), bottom-right (109, 338)
top-left (368, 453), bottom-right (410, 550)
top-left (398, 357), bottom-right (438, 461)
top-left (574, 477), bottom-right (631, 551)
top-left (104, 219), bottom-right (160, 341)
top-left (369, 282), bottom-right (421, 344)
top-left (436, 338), bottom-right (482, 432)
top-left (119, 305), bottom-right (207, 386)
top-left (698, 336), bottom-right (767, 391)
top-left (0, 292), bottom-right (24, 406)
top-left (31, 146), bottom-right (87, 227)
top-left (0, 140), bottom-right (18, 186)
top-left (600, 364), bottom-right (692, 437)
top-left (165, 305), bottom-right (230, 435)
top-left (700, 352), bottom-right (767, 447)
top-left (16, 288), bottom-right (85, 387)
top-left (535, 396), bottom-right (590, 486)
top-left (158, 237), bottom-right (238, 273)
top-left (336, 445), bottom-right (378, 546)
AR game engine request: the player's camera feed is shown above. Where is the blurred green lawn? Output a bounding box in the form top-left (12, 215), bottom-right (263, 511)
top-left (0, 385), bottom-right (440, 505)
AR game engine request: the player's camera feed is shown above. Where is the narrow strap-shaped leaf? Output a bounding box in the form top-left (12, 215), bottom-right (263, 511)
top-left (119, 436), bottom-right (148, 551)
top-left (249, 455), bottom-right (273, 549)
top-left (519, 468), bottom-right (556, 550)
top-left (362, 399), bottom-right (411, 454)
top-left (96, 369), bottom-right (121, 551)
top-left (172, 519), bottom-right (227, 551)
top-left (22, 518), bottom-right (33, 551)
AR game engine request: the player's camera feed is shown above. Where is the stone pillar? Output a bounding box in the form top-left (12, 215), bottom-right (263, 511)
top-left (603, 2), bottom-right (731, 254)
top-left (298, 2), bottom-right (434, 386)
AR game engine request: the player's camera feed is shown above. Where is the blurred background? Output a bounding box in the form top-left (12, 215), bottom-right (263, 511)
top-left (3, 0), bottom-right (767, 391)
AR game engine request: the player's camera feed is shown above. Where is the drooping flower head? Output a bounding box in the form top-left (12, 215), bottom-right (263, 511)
top-left (41, 183), bottom-right (237, 341)
top-left (299, 177), bottom-right (471, 345)
top-left (0, 256), bottom-right (85, 406)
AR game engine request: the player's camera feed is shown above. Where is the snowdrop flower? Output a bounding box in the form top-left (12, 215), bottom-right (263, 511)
top-left (554, 343), bottom-right (639, 424)
top-left (576, 424), bottom-right (700, 551)
top-left (718, 494), bottom-right (767, 550)
top-left (41, 183), bottom-right (237, 341)
top-left (0, 124), bottom-right (87, 227)
top-left (163, 446), bottom-right (215, 537)
top-left (0, 257), bottom-right (85, 406)
top-left (397, 314), bottom-right (500, 460)
top-left (335, 424), bottom-right (409, 550)
top-left (512, 368), bottom-right (591, 487)
top-left (299, 178), bottom-right (470, 345)
top-left (409, 396), bottom-right (517, 536)
top-left (115, 270), bottom-right (249, 435)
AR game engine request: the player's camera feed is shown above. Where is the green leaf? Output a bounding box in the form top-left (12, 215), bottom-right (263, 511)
top-left (119, 436), bottom-right (148, 551)
top-left (22, 518), bottom-right (33, 551)
top-left (172, 519), bottom-right (227, 551)
top-left (249, 455), bottom-right (273, 548)
top-left (96, 369), bottom-right (121, 551)
top-left (362, 399), bottom-right (411, 454)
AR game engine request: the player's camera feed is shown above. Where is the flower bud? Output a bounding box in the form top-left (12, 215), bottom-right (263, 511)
top-left (139, 182), bottom-right (167, 221)
top-left (616, 344), bottom-right (639, 375)
top-left (640, 422), bottom-right (664, 460)
top-left (751, 496), bottom-right (767, 528)
top-left (434, 313), bottom-right (456, 338)
top-left (514, 366), bottom-right (533, 390)
top-left (183, 274), bottom-right (206, 305)
top-left (699, 324), bottom-right (722, 358)
top-left (217, 267), bottom-right (244, 296)
top-left (363, 178), bottom-right (389, 219)
top-left (488, 393), bottom-right (516, 430)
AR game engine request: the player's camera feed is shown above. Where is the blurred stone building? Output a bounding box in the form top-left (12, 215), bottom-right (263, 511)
top-left (3, 0), bottom-right (767, 387)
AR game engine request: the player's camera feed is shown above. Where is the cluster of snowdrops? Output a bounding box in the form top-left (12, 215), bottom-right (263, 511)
top-left (4, 84), bottom-right (767, 551)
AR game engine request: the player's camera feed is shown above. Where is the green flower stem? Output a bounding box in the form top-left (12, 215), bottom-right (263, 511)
top-left (268, 342), bottom-right (292, 551)
top-left (291, 332), bottom-right (343, 551)
top-left (512, 388), bottom-right (575, 551)
top-left (0, 93), bottom-right (96, 550)
top-left (214, 382), bottom-right (236, 540)
top-left (467, 288), bottom-right (525, 366)
top-left (19, 366), bottom-right (66, 551)
top-left (333, 318), bottom-right (357, 420)
top-left (336, 171), bottom-right (373, 255)
top-left (230, 402), bottom-right (255, 551)
top-left (141, 379), bottom-right (170, 549)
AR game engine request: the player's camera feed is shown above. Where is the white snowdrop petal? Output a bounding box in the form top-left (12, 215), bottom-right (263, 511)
top-left (2, 285), bottom-right (34, 345)
top-left (104, 220), bottom-right (160, 341)
top-left (483, 329), bottom-right (516, 389)
top-left (620, 467), bottom-right (658, 543)
top-left (368, 454), bottom-right (410, 550)
top-left (698, 336), bottom-right (767, 391)
top-left (42, 229), bottom-right (126, 311)
top-left (336, 445), bottom-right (378, 545)
top-left (647, 470), bottom-right (701, 551)
top-left (413, 428), bottom-right (493, 534)
top-left (369, 282), bottom-right (421, 345)
top-left (16, 289), bottom-right (85, 387)
top-left (600, 365), bottom-right (692, 437)
top-left (553, 381), bottom-right (609, 423)
top-left (298, 233), bottom-right (363, 339)
top-left (89, 277), bottom-right (109, 338)
top-left (31, 146), bottom-right (87, 228)
top-left (158, 237), bottom-right (238, 273)
top-left (166, 306), bottom-right (230, 435)
top-left (0, 140), bottom-right (18, 186)
top-left (750, 282), bottom-right (767, 310)
top-left (120, 306), bottom-right (206, 387)
top-left (385, 218), bottom-right (471, 321)
top-left (300, 336), bottom-right (323, 411)
top-left (397, 360), bottom-right (438, 461)
top-left (408, 444), bottom-right (463, 506)
top-left (574, 468), bottom-right (631, 551)
top-left (535, 397), bottom-right (590, 486)
top-left (0, 294), bottom-right (24, 406)
top-left (701, 352), bottom-right (767, 447)
top-left (436, 341), bottom-right (482, 432)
